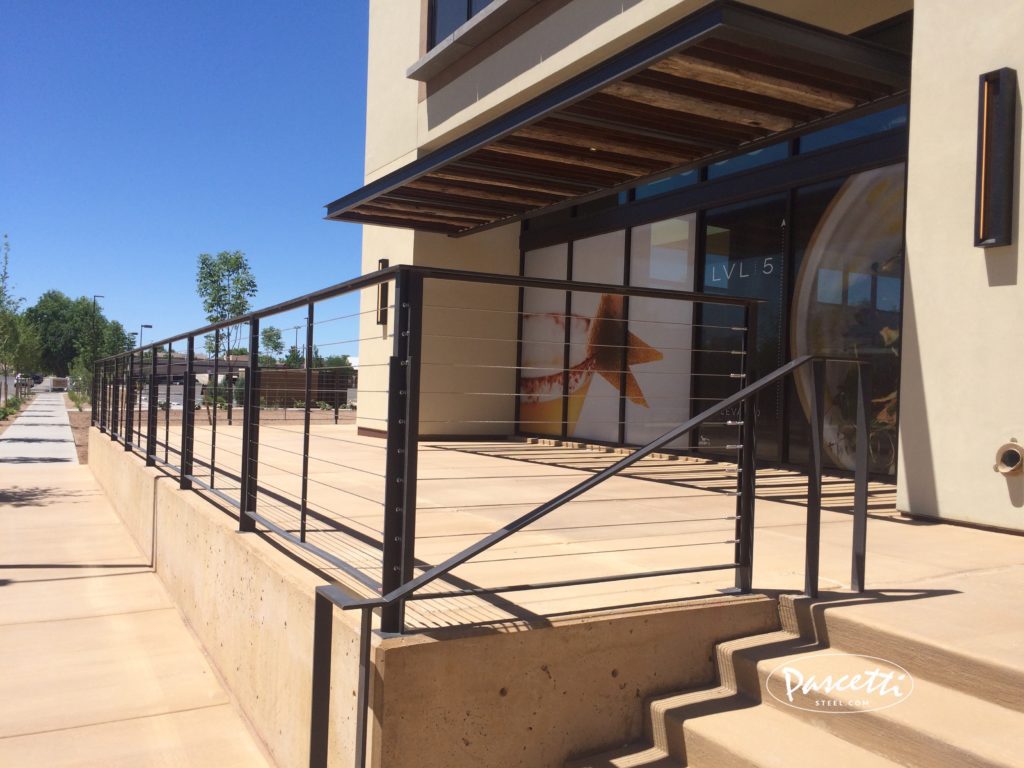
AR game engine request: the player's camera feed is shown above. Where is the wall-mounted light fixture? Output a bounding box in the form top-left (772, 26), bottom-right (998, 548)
top-left (376, 258), bottom-right (390, 326)
top-left (975, 68), bottom-right (1017, 248)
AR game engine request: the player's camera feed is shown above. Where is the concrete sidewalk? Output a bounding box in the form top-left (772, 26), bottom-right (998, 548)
top-left (0, 398), bottom-right (272, 766)
top-left (0, 392), bottom-right (77, 464)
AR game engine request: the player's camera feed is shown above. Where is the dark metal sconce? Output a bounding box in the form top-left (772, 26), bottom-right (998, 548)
top-left (975, 68), bottom-right (1017, 248)
top-left (376, 258), bottom-right (390, 326)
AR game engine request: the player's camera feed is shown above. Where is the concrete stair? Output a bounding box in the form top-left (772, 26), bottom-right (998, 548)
top-left (566, 593), bottom-right (1024, 768)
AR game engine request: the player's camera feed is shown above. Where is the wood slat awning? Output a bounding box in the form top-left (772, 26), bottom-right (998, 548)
top-left (326, 0), bottom-right (909, 236)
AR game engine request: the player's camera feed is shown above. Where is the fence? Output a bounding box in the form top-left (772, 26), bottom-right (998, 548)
top-left (94, 264), bottom-right (871, 767)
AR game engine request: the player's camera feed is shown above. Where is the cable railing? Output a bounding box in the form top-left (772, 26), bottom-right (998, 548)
top-left (93, 264), bottom-right (873, 768)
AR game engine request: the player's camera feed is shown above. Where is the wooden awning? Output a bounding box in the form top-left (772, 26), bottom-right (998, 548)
top-left (325, 1), bottom-right (909, 236)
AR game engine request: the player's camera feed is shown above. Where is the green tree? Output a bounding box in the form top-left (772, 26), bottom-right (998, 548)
top-left (195, 251), bottom-right (257, 357)
top-left (260, 325), bottom-right (284, 358)
top-left (283, 345), bottom-right (304, 369)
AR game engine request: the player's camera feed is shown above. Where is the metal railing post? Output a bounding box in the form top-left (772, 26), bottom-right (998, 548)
top-left (146, 348), bottom-right (158, 466)
top-left (239, 318), bottom-right (260, 532)
top-left (211, 329), bottom-right (220, 486)
top-left (99, 360), bottom-right (108, 433)
top-left (735, 305), bottom-right (758, 592)
top-left (124, 351), bottom-right (135, 451)
top-left (164, 344), bottom-right (172, 462)
top-left (137, 350), bottom-right (144, 448)
top-left (90, 360), bottom-right (98, 427)
top-left (805, 358), bottom-right (826, 598)
top-left (300, 302), bottom-right (314, 542)
top-left (180, 336), bottom-right (196, 490)
top-left (852, 363), bottom-right (871, 592)
top-left (380, 270), bottom-right (422, 634)
top-left (110, 357), bottom-right (120, 441)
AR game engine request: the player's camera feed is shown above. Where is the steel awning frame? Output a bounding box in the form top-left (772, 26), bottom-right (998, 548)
top-left (325, 0), bottom-right (909, 236)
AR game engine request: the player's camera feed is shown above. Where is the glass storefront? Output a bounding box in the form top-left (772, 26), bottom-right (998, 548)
top-left (518, 160), bottom-right (907, 476)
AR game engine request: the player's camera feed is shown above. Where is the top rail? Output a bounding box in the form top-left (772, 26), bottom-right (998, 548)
top-left (98, 264), bottom-right (760, 361)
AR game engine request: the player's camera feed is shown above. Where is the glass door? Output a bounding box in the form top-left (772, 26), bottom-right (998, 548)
top-left (696, 194), bottom-right (787, 462)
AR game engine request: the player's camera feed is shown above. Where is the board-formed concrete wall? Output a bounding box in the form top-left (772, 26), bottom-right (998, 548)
top-left (89, 428), bottom-right (779, 767)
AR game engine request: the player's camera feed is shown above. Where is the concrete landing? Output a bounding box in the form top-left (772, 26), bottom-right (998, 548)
top-left (0, 450), bottom-right (272, 765)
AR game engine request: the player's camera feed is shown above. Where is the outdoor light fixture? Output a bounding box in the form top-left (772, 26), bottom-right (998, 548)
top-left (376, 258), bottom-right (389, 326)
top-left (975, 67), bottom-right (1017, 248)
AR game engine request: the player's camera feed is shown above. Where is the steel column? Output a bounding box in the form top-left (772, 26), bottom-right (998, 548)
top-left (380, 271), bottom-right (422, 633)
top-left (239, 318), bottom-right (260, 531)
top-left (300, 302), bottom-right (314, 542)
top-left (164, 343), bottom-right (172, 462)
top-left (180, 336), bottom-right (196, 490)
top-left (146, 348), bottom-right (158, 466)
top-left (852, 363), bottom-right (871, 592)
top-left (805, 359), bottom-right (826, 598)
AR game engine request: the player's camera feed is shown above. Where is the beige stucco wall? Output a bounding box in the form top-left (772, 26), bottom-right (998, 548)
top-left (898, 0), bottom-right (1024, 530)
top-left (356, 223), bottom-right (521, 436)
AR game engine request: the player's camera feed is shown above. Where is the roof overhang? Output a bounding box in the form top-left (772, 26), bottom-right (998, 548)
top-left (325, 0), bottom-right (910, 236)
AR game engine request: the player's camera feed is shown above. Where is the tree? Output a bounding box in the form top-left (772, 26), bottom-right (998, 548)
top-left (0, 234), bottom-right (21, 313)
top-left (283, 345), bottom-right (304, 369)
top-left (196, 251), bottom-right (257, 357)
top-left (260, 326), bottom-right (284, 358)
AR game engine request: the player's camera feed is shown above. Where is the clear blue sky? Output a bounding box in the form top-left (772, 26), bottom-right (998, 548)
top-left (1, 0), bottom-right (369, 344)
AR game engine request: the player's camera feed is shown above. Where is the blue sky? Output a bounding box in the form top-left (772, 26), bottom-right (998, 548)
top-left (1, 0), bottom-right (369, 344)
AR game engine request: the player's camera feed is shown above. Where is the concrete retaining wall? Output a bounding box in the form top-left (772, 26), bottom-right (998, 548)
top-left (89, 428), bottom-right (779, 767)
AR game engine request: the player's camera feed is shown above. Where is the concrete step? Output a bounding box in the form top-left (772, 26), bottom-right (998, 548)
top-left (682, 700), bottom-right (904, 768)
top-left (751, 646), bottom-right (1024, 768)
top-left (565, 743), bottom-right (676, 768)
top-left (792, 594), bottom-right (1024, 713)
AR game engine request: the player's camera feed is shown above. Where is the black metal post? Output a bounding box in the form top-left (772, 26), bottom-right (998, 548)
top-left (99, 360), bottom-right (108, 433)
top-left (164, 344), bottom-right (171, 462)
top-left (239, 318), bottom-right (260, 532)
top-left (399, 274), bottom-right (423, 618)
top-left (90, 358), bottom-right (99, 427)
top-left (300, 302), bottom-right (314, 542)
top-left (805, 358), bottom-right (826, 598)
top-left (110, 357), bottom-right (120, 441)
top-left (146, 348), bottom-right (158, 466)
top-left (211, 329), bottom-right (220, 486)
top-left (180, 336), bottom-right (196, 490)
top-left (380, 271), bottom-right (422, 633)
top-left (124, 351), bottom-right (135, 451)
top-left (137, 350), bottom-right (144, 448)
top-left (735, 306), bottom-right (758, 592)
top-left (852, 363), bottom-right (871, 592)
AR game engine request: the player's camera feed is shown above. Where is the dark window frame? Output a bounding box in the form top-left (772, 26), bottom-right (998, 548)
top-left (428, 0), bottom-right (495, 49)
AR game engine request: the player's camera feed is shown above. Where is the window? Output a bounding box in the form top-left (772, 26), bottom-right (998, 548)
top-left (429, 0), bottom-right (496, 49)
top-left (799, 105), bottom-right (908, 153)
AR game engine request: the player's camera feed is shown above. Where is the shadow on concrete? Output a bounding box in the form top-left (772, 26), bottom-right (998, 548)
top-left (0, 456), bottom-right (72, 464)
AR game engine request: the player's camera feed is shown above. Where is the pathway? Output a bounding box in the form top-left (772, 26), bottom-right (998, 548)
top-left (0, 395), bottom-right (272, 766)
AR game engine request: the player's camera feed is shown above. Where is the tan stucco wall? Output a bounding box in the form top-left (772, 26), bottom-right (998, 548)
top-left (898, 1), bottom-right (1024, 531)
top-left (356, 223), bottom-right (520, 437)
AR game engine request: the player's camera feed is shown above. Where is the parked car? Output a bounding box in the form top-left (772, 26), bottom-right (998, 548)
top-left (31, 373), bottom-right (43, 384)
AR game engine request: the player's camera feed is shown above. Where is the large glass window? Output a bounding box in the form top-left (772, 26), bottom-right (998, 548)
top-left (787, 164), bottom-right (906, 475)
top-left (520, 244), bottom-right (568, 437)
top-left (627, 215), bottom-right (697, 446)
top-left (429, 0), bottom-right (495, 48)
